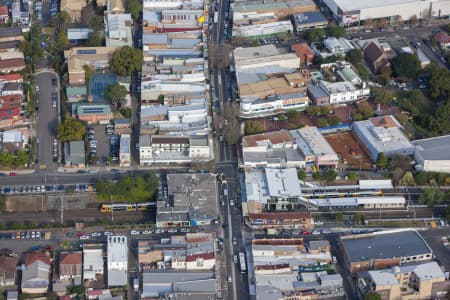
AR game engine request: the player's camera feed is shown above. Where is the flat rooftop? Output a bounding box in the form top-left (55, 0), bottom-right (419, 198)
top-left (167, 173), bottom-right (218, 222)
top-left (412, 134), bottom-right (450, 160)
top-left (341, 230), bottom-right (432, 262)
top-left (242, 130), bottom-right (294, 147)
top-left (265, 168), bottom-right (301, 198)
top-left (326, 0), bottom-right (427, 12)
top-left (354, 115), bottom-right (413, 156)
top-left (291, 127), bottom-right (338, 158)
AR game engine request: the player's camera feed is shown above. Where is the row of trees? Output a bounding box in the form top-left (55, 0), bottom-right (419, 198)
top-left (0, 150), bottom-right (31, 168)
top-left (304, 25), bottom-right (346, 42)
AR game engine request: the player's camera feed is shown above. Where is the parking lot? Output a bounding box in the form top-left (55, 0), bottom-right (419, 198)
top-left (35, 72), bottom-right (59, 170)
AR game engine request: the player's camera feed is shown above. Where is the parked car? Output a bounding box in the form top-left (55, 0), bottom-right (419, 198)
top-left (130, 230), bottom-right (140, 235)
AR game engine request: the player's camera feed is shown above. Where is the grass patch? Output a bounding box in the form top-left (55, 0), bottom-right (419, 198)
top-left (96, 174), bottom-right (159, 202)
top-left (355, 63), bottom-right (370, 80)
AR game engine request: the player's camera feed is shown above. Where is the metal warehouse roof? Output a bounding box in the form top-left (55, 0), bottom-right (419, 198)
top-left (413, 134), bottom-right (450, 161)
top-left (341, 230), bottom-right (432, 262)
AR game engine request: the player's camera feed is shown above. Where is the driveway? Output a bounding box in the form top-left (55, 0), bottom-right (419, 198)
top-left (35, 72), bottom-right (59, 171)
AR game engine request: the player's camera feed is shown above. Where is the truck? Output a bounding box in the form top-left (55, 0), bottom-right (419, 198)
top-left (214, 12), bottom-right (218, 23)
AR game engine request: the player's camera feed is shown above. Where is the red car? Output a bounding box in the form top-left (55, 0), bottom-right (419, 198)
top-left (300, 231), bottom-right (310, 235)
top-left (9, 172), bottom-right (16, 176)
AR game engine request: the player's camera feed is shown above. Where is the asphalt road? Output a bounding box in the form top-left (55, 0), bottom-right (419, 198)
top-left (35, 71), bottom-right (59, 171)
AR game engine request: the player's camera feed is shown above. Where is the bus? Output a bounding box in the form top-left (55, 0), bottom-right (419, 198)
top-left (239, 252), bottom-right (247, 274)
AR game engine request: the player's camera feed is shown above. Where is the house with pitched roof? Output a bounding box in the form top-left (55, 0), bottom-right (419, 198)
top-left (61, 0), bottom-right (87, 22)
top-left (0, 6), bottom-right (9, 24)
top-left (363, 41), bottom-right (391, 73)
top-left (59, 252), bottom-right (82, 280)
top-left (0, 256), bottom-right (17, 287)
top-left (21, 253), bottom-right (51, 294)
top-left (433, 32), bottom-right (450, 49)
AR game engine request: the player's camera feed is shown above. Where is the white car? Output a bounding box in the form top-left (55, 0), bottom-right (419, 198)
top-left (168, 228), bottom-right (177, 233)
top-left (104, 231), bottom-right (113, 236)
top-left (130, 230), bottom-right (140, 235)
top-left (311, 230), bottom-right (321, 235)
top-left (142, 230), bottom-right (153, 235)
top-left (91, 232), bottom-right (101, 237)
top-left (155, 229), bottom-right (161, 234)
top-left (80, 235), bottom-right (90, 240)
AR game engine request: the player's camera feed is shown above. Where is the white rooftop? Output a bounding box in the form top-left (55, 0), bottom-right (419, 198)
top-left (293, 127), bottom-right (338, 158)
top-left (328, 0), bottom-right (429, 12)
top-left (265, 168), bottom-right (301, 198)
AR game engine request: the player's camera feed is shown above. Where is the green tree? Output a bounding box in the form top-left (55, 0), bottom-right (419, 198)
top-left (322, 169), bottom-right (337, 182)
top-left (377, 153), bottom-right (388, 169)
top-left (317, 118), bottom-right (328, 128)
top-left (414, 172), bottom-right (429, 185)
top-left (297, 169), bottom-right (306, 181)
top-left (278, 114), bottom-right (287, 121)
top-left (105, 83), bottom-right (127, 108)
top-left (419, 187), bottom-right (443, 207)
top-left (429, 65), bottom-right (450, 99)
top-left (83, 65), bottom-right (94, 83)
top-left (328, 115), bottom-right (341, 126)
top-left (364, 292), bottom-right (382, 300)
top-left (52, 11), bottom-right (71, 32)
top-left (390, 52), bottom-right (421, 78)
top-left (57, 118), bottom-right (86, 142)
top-left (354, 213), bottom-right (365, 224)
top-left (0, 152), bottom-right (14, 166)
top-left (327, 25), bottom-right (346, 38)
top-left (60, 240), bottom-right (70, 251)
top-left (335, 213), bottom-right (344, 222)
top-left (312, 171), bottom-right (322, 180)
top-left (286, 109), bottom-right (300, 119)
top-left (306, 105), bottom-right (321, 116)
top-left (348, 172), bottom-right (357, 181)
top-left (86, 31), bottom-right (105, 46)
top-left (245, 121), bottom-right (265, 135)
top-left (110, 46), bottom-right (143, 76)
top-left (305, 28), bottom-right (326, 42)
top-left (126, 0), bottom-right (143, 21)
top-left (15, 149), bottom-right (29, 167)
top-left (120, 107), bottom-right (132, 118)
top-left (56, 31), bottom-right (69, 50)
top-left (88, 16), bottom-right (105, 31)
top-left (355, 102), bottom-right (373, 119)
top-left (345, 49), bottom-right (362, 65)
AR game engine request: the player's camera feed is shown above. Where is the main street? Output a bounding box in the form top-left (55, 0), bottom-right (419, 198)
top-left (209, 0), bottom-right (250, 297)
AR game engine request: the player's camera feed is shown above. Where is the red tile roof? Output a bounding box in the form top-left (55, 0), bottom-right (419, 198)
top-left (291, 43), bottom-right (314, 59)
top-left (60, 252), bottom-right (82, 265)
top-left (0, 58), bottom-right (24, 70)
top-left (0, 74), bottom-right (23, 82)
top-left (0, 94), bottom-right (21, 110)
top-left (185, 252), bottom-right (215, 262)
top-left (0, 6), bottom-right (8, 16)
top-left (434, 32), bottom-right (450, 44)
top-left (24, 252), bottom-right (51, 266)
top-left (0, 107), bottom-right (20, 120)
